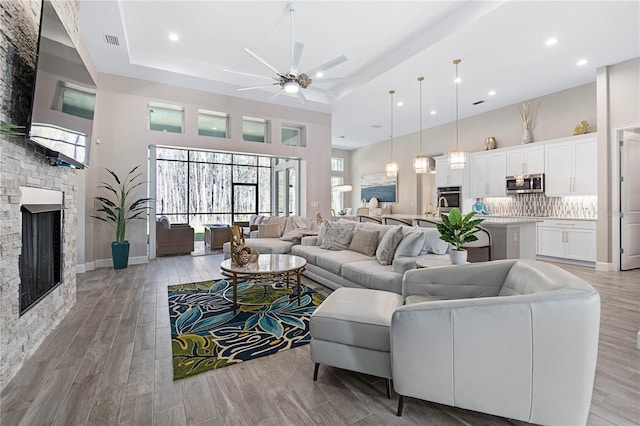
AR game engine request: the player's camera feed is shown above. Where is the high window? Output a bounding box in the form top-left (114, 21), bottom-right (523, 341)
top-left (331, 157), bottom-right (344, 172)
top-left (149, 102), bottom-right (184, 133)
top-left (242, 116), bottom-right (269, 142)
top-left (198, 109), bottom-right (229, 138)
top-left (282, 124), bottom-right (305, 147)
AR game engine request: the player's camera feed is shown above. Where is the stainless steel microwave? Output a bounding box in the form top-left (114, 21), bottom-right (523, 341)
top-left (505, 174), bottom-right (545, 194)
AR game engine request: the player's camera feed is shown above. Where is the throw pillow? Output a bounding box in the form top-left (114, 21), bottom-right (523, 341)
top-left (158, 216), bottom-right (170, 229)
top-left (348, 228), bottom-right (379, 257)
top-left (262, 216), bottom-right (287, 237)
top-left (420, 228), bottom-right (450, 255)
top-left (248, 214), bottom-right (258, 226)
top-left (316, 221), bottom-right (329, 246)
top-left (320, 221), bottom-right (355, 250)
top-left (375, 225), bottom-right (404, 265)
top-left (394, 230), bottom-right (426, 259)
top-left (257, 223), bottom-right (281, 238)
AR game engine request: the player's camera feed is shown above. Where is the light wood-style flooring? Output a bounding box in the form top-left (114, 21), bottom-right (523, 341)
top-left (1, 255), bottom-right (639, 425)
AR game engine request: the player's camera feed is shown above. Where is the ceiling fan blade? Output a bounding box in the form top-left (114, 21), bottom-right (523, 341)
top-left (306, 85), bottom-right (338, 96)
top-left (305, 55), bottom-right (348, 77)
top-left (297, 90), bottom-right (306, 104)
top-left (223, 69), bottom-right (277, 81)
top-left (243, 48), bottom-right (280, 75)
top-left (290, 42), bottom-right (304, 76)
top-left (237, 83), bottom-right (280, 92)
top-left (312, 77), bottom-right (351, 84)
top-left (269, 90), bottom-right (283, 102)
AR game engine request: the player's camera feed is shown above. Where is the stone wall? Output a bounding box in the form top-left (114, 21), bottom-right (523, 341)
top-left (0, 0), bottom-right (79, 391)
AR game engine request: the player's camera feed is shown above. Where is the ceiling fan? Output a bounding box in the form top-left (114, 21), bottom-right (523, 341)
top-left (224, 6), bottom-right (348, 102)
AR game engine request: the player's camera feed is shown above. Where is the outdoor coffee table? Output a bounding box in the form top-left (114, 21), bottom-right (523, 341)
top-left (220, 254), bottom-right (307, 313)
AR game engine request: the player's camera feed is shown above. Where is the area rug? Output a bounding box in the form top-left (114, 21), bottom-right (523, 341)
top-left (168, 279), bottom-right (325, 380)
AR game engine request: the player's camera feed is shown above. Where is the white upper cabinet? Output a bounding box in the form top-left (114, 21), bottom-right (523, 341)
top-left (545, 134), bottom-right (597, 196)
top-left (469, 151), bottom-right (506, 198)
top-left (506, 145), bottom-right (544, 176)
top-left (435, 157), bottom-right (464, 187)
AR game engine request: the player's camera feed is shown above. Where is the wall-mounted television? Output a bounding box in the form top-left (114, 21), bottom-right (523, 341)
top-left (28, 0), bottom-right (96, 169)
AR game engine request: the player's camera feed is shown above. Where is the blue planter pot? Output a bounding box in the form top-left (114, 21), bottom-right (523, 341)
top-left (111, 241), bottom-right (130, 269)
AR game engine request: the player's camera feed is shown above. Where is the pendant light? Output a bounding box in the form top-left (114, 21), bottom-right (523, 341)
top-left (413, 76), bottom-right (431, 174)
top-left (448, 59), bottom-right (467, 170)
top-left (385, 90), bottom-right (399, 176)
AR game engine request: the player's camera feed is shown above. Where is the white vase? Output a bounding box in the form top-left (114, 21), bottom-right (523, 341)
top-left (449, 249), bottom-right (468, 265)
top-left (522, 128), bottom-right (533, 144)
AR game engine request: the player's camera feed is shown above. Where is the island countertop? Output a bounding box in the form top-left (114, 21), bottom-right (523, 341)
top-left (381, 214), bottom-right (541, 227)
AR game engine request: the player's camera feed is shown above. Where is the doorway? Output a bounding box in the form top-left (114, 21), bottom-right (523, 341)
top-left (620, 129), bottom-right (640, 270)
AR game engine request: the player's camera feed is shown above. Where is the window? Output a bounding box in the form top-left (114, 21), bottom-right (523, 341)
top-left (282, 124), bottom-right (305, 147)
top-left (331, 157), bottom-right (344, 172)
top-left (331, 176), bottom-right (344, 213)
top-left (198, 109), bottom-right (228, 138)
top-left (149, 102), bottom-right (183, 133)
top-left (243, 116), bottom-right (269, 142)
top-left (52, 81), bottom-right (96, 120)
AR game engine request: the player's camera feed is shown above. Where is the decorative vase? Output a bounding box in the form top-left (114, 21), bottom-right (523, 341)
top-left (449, 249), bottom-right (467, 265)
top-left (522, 128), bottom-right (533, 144)
top-left (484, 137), bottom-right (497, 150)
top-left (111, 241), bottom-right (130, 269)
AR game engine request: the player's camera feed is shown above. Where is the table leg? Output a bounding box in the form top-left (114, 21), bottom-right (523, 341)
top-left (233, 274), bottom-right (237, 314)
top-left (296, 270), bottom-right (301, 306)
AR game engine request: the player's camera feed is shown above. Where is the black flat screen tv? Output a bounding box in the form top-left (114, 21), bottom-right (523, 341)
top-left (28, 0), bottom-right (96, 169)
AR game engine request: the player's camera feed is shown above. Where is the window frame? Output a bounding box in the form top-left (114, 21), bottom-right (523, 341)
top-left (242, 116), bottom-right (270, 143)
top-left (197, 109), bottom-right (229, 138)
top-left (148, 102), bottom-right (184, 134)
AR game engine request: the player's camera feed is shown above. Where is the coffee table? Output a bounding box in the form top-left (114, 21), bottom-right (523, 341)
top-left (220, 254), bottom-right (307, 313)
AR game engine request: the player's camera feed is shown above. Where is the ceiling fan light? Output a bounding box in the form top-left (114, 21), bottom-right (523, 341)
top-left (284, 81), bottom-right (299, 93)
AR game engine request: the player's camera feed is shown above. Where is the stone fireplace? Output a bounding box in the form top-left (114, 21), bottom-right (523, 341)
top-left (0, 0), bottom-right (80, 391)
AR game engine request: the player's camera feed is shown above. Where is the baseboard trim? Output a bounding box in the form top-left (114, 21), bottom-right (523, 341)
top-left (596, 262), bottom-right (615, 271)
top-left (94, 256), bottom-right (149, 269)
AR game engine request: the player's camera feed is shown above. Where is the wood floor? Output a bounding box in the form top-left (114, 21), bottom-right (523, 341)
top-left (1, 255), bottom-right (638, 425)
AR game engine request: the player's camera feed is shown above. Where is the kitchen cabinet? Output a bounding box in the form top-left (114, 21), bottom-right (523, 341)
top-left (506, 145), bottom-right (544, 176)
top-left (468, 151), bottom-right (506, 198)
top-left (435, 157), bottom-right (464, 187)
top-left (545, 134), bottom-right (597, 196)
top-left (536, 219), bottom-right (596, 262)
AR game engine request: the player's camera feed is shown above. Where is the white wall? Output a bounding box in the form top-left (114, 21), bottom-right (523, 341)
top-left (350, 82), bottom-right (596, 213)
top-left (83, 73), bottom-right (331, 266)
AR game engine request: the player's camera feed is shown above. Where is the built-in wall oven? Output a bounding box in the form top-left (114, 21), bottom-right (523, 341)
top-left (436, 186), bottom-right (461, 213)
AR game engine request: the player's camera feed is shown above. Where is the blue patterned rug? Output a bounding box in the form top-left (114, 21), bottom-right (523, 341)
top-left (168, 279), bottom-right (325, 380)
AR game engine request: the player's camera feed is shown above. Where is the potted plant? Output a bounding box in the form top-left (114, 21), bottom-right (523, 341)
top-left (436, 207), bottom-right (484, 264)
top-left (93, 165), bottom-right (151, 269)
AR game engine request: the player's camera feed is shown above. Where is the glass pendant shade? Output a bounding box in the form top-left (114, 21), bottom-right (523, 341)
top-left (385, 161), bottom-right (399, 176)
top-left (448, 150), bottom-right (467, 169)
top-left (413, 155), bottom-right (430, 174)
top-left (332, 184), bottom-right (352, 192)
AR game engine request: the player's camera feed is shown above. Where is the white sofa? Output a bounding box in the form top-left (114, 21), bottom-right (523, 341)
top-left (392, 259), bottom-right (600, 425)
top-left (292, 221), bottom-right (451, 294)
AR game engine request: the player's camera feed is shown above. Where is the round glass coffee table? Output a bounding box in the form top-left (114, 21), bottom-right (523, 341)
top-left (220, 254), bottom-right (307, 313)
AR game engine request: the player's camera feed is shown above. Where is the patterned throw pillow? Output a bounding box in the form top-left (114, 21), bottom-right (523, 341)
top-left (320, 221), bottom-right (355, 250)
top-left (349, 228), bottom-right (379, 257)
top-left (375, 225), bottom-right (404, 265)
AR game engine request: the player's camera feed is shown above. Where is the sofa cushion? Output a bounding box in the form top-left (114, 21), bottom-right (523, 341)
top-left (291, 244), bottom-right (327, 265)
top-left (243, 238), bottom-right (294, 254)
top-left (394, 229), bottom-right (426, 259)
top-left (361, 222), bottom-right (393, 246)
top-left (341, 260), bottom-right (403, 293)
top-left (349, 228), bottom-right (379, 256)
top-left (262, 216), bottom-right (287, 236)
top-left (258, 223), bottom-right (281, 238)
top-left (404, 295), bottom-right (441, 304)
top-left (321, 221), bottom-right (356, 250)
top-left (420, 228), bottom-right (449, 255)
top-left (315, 249), bottom-right (372, 276)
top-left (375, 225), bottom-right (403, 265)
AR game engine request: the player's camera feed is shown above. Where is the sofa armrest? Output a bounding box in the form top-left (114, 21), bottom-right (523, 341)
top-left (402, 259), bottom-right (516, 299)
top-left (301, 236), bottom-right (318, 246)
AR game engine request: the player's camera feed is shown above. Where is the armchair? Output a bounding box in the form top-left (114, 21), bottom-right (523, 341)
top-left (156, 218), bottom-right (194, 256)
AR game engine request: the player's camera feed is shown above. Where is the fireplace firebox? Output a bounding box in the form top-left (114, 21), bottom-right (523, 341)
top-left (19, 204), bottom-right (63, 315)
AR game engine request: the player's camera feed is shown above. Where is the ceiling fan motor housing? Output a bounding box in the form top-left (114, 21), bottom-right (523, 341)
top-left (279, 73), bottom-right (312, 89)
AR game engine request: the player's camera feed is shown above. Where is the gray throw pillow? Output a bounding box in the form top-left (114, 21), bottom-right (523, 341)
top-left (320, 221), bottom-right (355, 250)
top-left (349, 228), bottom-right (379, 257)
top-left (316, 221), bottom-right (329, 246)
top-left (257, 223), bottom-right (281, 238)
top-left (394, 229), bottom-right (426, 259)
top-left (375, 226), bottom-right (404, 265)
top-left (420, 228), bottom-right (450, 255)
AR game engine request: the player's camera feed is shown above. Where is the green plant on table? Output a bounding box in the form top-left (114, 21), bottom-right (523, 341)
top-left (0, 122), bottom-right (25, 136)
top-left (436, 207), bottom-right (484, 251)
top-left (92, 165), bottom-right (152, 243)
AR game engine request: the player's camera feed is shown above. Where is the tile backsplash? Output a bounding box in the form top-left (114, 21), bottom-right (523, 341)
top-left (480, 194), bottom-right (597, 218)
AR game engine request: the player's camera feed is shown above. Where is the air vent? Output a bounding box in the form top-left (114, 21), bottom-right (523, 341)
top-left (370, 124), bottom-right (383, 128)
top-left (472, 100), bottom-right (485, 105)
top-left (103, 34), bottom-right (120, 46)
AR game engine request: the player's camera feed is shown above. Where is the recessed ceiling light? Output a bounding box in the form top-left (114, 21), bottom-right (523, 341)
top-left (169, 32), bottom-right (179, 42)
top-left (316, 71), bottom-right (323, 78)
top-left (577, 58), bottom-right (589, 66)
top-left (454, 77), bottom-right (462, 84)
top-left (545, 37), bottom-right (558, 46)
top-left (430, 110), bottom-right (436, 115)
top-left (397, 101), bottom-right (404, 107)
top-left (488, 90), bottom-right (496, 96)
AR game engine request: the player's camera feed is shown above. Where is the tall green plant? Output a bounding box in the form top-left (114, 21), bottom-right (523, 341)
top-left (436, 208), bottom-right (484, 251)
top-left (93, 165), bottom-right (152, 243)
